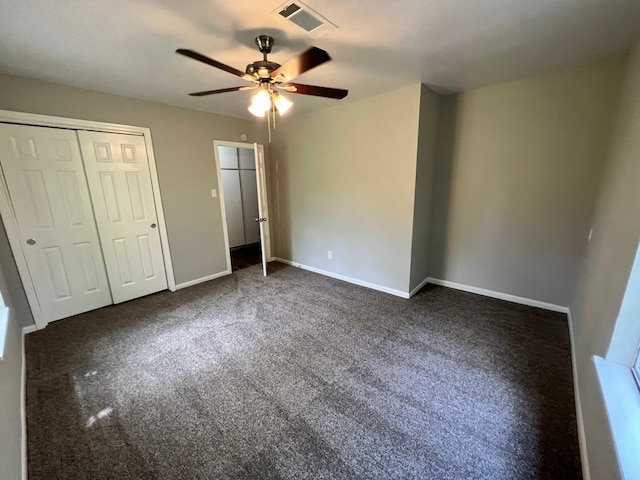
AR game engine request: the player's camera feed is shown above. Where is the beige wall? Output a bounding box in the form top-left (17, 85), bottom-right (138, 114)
top-left (0, 73), bottom-right (266, 292)
top-left (570, 42), bottom-right (640, 480)
top-left (429, 56), bottom-right (627, 307)
top-left (409, 85), bottom-right (441, 291)
top-left (270, 84), bottom-right (423, 293)
top-left (0, 262), bottom-right (26, 480)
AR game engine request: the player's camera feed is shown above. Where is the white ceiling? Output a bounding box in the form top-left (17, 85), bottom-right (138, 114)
top-left (0, 0), bottom-right (639, 119)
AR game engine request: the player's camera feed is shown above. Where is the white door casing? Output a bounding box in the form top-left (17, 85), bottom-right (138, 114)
top-left (254, 143), bottom-right (271, 277)
top-left (0, 123), bottom-right (112, 322)
top-left (78, 131), bottom-right (168, 303)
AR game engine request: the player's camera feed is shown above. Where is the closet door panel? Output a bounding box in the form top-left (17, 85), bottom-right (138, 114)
top-left (78, 131), bottom-right (167, 303)
top-left (218, 146), bottom-right (238, 169)
top-left (240, 169), bottom-right (260, 245)
top-left (238, 148), bottom-right (255, 170)
top-left (221, 169), bottom-right (245, 248)
top-left (0, 123), bottom-right (112, 322)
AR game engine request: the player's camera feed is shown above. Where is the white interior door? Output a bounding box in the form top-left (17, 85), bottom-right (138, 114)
top-left (0, 124), bottom-right (112, 322)
top-left (254, 143), bottom-right (271, 276)
top-left (78, 131), bottom-right (167, 303)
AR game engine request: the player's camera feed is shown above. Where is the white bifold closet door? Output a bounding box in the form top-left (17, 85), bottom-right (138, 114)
top-left (0, 124), bottom-right (112, 321)
top-left (77, 131), bottom-right (167, 304)
top-left (0, 125), bottom-right (167, 323)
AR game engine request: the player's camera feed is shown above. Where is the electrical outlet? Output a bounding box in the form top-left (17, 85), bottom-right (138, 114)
top-left (327, 250), bottom-right (332, 260)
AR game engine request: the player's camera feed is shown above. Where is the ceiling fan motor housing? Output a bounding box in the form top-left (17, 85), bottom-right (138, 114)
top-left (246, 60), bottom-right (281, 79)
top-left (248, 36), bottom-right (280, 79)
top-left (255, 35), bottom-right (275, 54)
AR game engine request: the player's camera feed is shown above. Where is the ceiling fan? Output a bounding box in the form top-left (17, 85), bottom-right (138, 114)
top-left (176, 35), bottom-right (348, 117)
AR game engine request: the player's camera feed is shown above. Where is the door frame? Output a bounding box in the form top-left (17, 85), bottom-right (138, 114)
top-left (213, 140), bottom-right (272, 274)
top-left (0, 109), bottom-right (176, 329)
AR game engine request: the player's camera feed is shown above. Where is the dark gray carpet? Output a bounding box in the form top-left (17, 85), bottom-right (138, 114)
top-left (25, 263), bottom-right (582, 479)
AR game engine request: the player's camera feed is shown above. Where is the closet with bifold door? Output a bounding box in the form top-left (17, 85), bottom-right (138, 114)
top-left (218, 146), bottom-right (260, 248)
top-left (0, 122), bottom-right (168, 325)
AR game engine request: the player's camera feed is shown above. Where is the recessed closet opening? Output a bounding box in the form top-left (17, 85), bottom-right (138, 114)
top-left (214, 141), bottom-right (271, 276)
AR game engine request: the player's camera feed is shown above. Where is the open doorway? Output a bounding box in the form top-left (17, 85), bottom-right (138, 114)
top-left (214, 141), bottom-right (271, 275)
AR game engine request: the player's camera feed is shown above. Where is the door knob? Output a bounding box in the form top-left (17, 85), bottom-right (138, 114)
top-left (151, 223), bottom-right (157, 229)
top-left (26, 238), bottom-right (36, 245)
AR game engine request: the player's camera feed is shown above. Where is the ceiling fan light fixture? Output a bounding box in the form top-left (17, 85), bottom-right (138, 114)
top-left (273, 92), bottom-right (293, 115)
top-left (251, 88), bottom-right (272, 113)
top-left (248, 103), bottom-right (266, 117)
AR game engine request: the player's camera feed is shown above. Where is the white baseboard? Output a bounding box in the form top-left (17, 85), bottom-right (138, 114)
top-left (174, 270), bottom-right (231, 290)
top-left (273, 257), bottom-right (410, 298)
top-left (408, 277), bottom-right (430, 298)
top-left (426, 277), bottom-right (570, 314)
top-left (567, 310), bottom-right (591, 480)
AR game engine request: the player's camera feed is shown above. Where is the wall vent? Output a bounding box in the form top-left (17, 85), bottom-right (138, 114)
top-left (273, 1), bottom-right (337, 36)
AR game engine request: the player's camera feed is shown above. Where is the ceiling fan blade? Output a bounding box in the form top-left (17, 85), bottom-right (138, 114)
top-left (176, 49), bottom-right (253, 81)
top-left (271, 47), bottom-right (331, 82)
top-left (188, 86), bottom-right (254, 97)
top-left (283, 83), bottom-right (348, 99)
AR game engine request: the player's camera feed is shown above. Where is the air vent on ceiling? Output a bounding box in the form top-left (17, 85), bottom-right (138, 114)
top-left (273, 1), bottom-right (337, 36)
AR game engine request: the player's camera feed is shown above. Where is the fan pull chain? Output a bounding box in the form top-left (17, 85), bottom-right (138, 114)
top-left (267, 105), bottom-right (272, 143)
top-left (266, 101), bottom-right (278, 143)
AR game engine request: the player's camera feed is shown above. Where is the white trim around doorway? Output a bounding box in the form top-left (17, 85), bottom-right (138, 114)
top-left (213, 140), bottom-right (272, 274)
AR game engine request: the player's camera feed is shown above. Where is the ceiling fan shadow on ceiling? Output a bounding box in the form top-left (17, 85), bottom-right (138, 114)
top-left (176, 35), bottom-right (348, 119)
